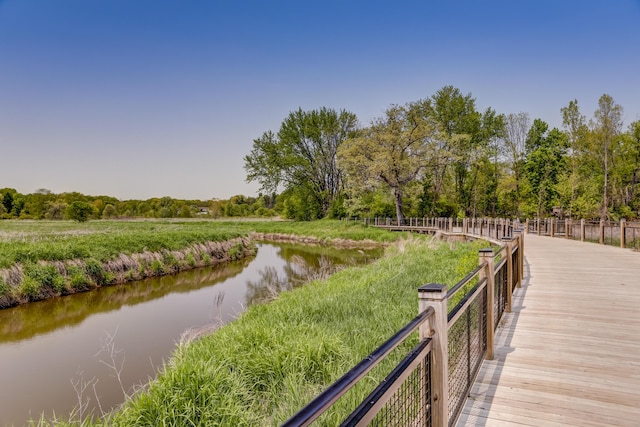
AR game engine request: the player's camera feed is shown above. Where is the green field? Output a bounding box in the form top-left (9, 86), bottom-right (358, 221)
top-left (0, 219), bottom-right (401, 306)
top-left (0, 219), bottom-right (398, 268)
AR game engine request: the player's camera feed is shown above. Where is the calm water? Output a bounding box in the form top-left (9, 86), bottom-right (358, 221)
top-left (0, 243), bottom-right (382, 426)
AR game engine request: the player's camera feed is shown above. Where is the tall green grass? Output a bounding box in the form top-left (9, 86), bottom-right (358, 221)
top-left (42, 235), bottom-right (487, 426)
top-left (0, 219), bottom-right (394, 270)
top-left (0, 220), bottom-right (398, 304)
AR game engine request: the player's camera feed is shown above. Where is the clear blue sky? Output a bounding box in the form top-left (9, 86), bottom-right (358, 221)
top-left (1, 0), bottom-right (639, 200)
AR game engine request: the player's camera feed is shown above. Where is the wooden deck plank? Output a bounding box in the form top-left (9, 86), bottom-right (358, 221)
top-left (457, 234), bottom-right (640, 427)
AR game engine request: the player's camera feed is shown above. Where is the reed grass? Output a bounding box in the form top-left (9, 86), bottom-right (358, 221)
top-left (40, 235), bottom-right (487, 426)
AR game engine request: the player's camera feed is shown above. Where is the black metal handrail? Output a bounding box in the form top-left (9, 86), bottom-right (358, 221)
top-left (281, 306), bottom-right (435, 427)
top-left (447, 278), bottom-right (487, 325)
top-left (340, 338), bottom-right (433, 427)
top-left (446, 264), bottom-right (485, 300)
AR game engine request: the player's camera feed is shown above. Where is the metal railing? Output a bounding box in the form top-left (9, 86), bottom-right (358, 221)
top-left (282, 222), bottom-right (524, 427)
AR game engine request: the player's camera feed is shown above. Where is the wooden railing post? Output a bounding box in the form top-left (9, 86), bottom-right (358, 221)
top-left (621, 219), bottom-right (626, 248)
top-left (581, 219), bottom-right (585, 242)
top-left (449, 217), bottom-right (453, 232)
top-left (418, 284), bottom-right (449, 427)
top-left (479, 249), bottom-right (495, 360)
top-left (565, 219), bottom-right (571, 239)
top-left (599, 219), bottom-right (605, 245)
top-left (550, 218), bottom-right (555, 238)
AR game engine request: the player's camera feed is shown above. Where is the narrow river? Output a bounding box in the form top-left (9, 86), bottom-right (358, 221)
top-left (0, 243), bottom-right (382, 426)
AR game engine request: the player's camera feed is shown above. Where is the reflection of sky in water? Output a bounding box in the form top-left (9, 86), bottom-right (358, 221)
top-left (0, 243), bottom-right (378, 426)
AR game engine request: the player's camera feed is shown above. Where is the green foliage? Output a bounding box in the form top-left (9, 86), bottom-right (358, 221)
top-left (22, 263), bottom-right (66, 294)
top-left (281, 186), bottom-right (323, 221)
top-left (150, 259), bottom-right (166, 275)
top-left (228, 242), bottom-right (244, 260)
top-left (200, 253), bottom-right (211, 265)
top-left (66, 201), bottom-right (95, 222)
top-left (84, 258), bottom-right (107, 285)
top-left (21, 276), bottom-right (41, 298)
top-left (2, 190), bottom-right (15, 213)
top-left (185, 251), bottom-right (196, 268)
top-left (102, 203), bottom-right (117, 218)
top-left (245, 107), bottom-right (358, 218)
top-left (339, 101), bottom-right (436, 223)
top-left (68, 267), bottom-right (91, 290)
top-left (522, 119), bottom-right (567, 217)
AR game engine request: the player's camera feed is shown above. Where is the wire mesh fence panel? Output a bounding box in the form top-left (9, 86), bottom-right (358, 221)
top-left (604, 223), bottom-right (620, 247)
top-left (494, 259), bottom-right (508, 329)
top-left (468, 289), bottom-right (487, 390)
top-left (584, 222), bottom-right (600, 243)
top-left (446, 285), bottom-right (487, 427)
top-left (626, 225), bottom-right (640, 250)
top-left (362, 353), bottom-right (432, 427)
top-left (570, 222), bottom-right (581, 240)
top-left (447, 313), bottom-right (469, 425)
top-left (511, 246), bottom-right (519, 292)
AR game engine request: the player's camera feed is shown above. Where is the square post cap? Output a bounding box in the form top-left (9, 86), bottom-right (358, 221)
top-left (418, 283), bottom-right (447, 293)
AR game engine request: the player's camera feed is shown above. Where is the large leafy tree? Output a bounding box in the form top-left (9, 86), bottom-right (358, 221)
top-left (592, 94), bottom-right (623, 219)
top-left (523, 119), bottom-right (567, 218)
top-left (428, 86), bottom-right (504, 215)
top-left (502, 112), bottom-right (530, 216)
top-left (338, 102), bottom-right (436, 224)
top-left (560, 100), bottom-right (588, 218)
top-left (244, 107), bottom-right (357, 219)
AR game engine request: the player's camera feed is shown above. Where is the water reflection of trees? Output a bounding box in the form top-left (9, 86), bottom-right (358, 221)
top-left (245, 255), bottom-right (351, 306)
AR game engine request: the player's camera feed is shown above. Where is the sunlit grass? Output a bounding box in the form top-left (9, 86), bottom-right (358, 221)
top-left (0, 219), bottom-right (395, 270)
top-left (37, 235), bottom-right (487, 426)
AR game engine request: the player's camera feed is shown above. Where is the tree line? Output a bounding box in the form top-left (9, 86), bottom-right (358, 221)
top-left (0, 189), bottom-right (280, 222)
top-left (245, 86), bottom-right (640, 221)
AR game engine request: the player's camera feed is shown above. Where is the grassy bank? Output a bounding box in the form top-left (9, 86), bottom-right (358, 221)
top-left (43, 235), bottom-right (487, 426)
top-left (0, 220), bottom-right (396, 307)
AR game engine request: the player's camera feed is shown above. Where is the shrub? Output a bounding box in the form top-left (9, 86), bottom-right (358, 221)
top-left (150, 260), bottom-right (165, 275)
top-left (84, 258), bottom-right (107, 285)
top-left (21, 276), bottom-right (40, 298)
top-left (102, 203), bottom-right (118, 218)
top-left (67, 266), bottom-right (91, 290)
top-left (162, 252), bottom-right (178, 271)
top-left (66, 201), bottom-right (95, 222)
top-left (228, 243), bottom-right (244, 260)
top-left (201, 253), bottom-right (211, 266)
top-left (23, 263), bottom-right (65, 293)
top-left (185, 251), bottom-right (196, 268)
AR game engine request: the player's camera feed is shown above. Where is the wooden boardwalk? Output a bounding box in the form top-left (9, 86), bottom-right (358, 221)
top-left (457, 233), bottom-right (640, 426)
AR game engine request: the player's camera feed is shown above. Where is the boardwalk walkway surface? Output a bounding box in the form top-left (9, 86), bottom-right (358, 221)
top-left (457, 233), bottom-right (640, 427)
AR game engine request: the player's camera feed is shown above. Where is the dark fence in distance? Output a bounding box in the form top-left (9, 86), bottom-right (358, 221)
top-left (282, 221), bottom-right (524, 427)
